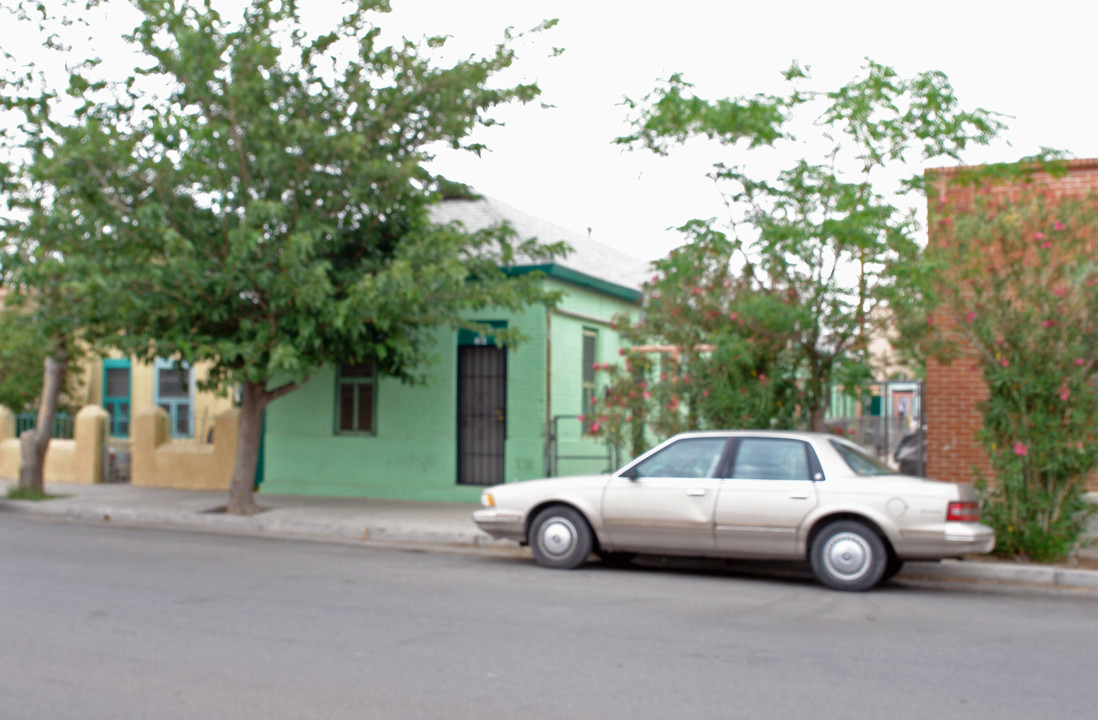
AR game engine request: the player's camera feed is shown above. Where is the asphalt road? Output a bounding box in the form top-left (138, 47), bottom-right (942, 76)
top-left (2, 514), bottom-right (1097, 720)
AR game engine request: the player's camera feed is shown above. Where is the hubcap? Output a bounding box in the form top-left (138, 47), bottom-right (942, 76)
top-left (540, 518), bottom-right (577, 557)
top-left (824, 532), bottom-right (871, 580)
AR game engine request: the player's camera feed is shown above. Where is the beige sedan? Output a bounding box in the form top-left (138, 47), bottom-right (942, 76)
top-left (473, 430), bottom-right (995, 591)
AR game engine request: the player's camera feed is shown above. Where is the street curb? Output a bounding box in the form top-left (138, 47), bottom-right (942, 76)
top-left (902, 559), bottom-right (1098, 590)
top-left (0, 497), bottom-right (512, 550)
top-left (4, 495), bottom-right (1097, 591)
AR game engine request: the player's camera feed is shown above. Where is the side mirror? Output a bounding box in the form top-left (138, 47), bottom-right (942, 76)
top-left (620, 467), bottom-right (639, 480)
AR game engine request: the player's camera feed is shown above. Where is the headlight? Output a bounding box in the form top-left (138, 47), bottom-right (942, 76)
top-left (481, 492), bottom-right (495, 507)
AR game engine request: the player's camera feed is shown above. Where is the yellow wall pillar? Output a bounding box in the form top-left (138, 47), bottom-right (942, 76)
top-left (131, 406), bottom-right (170, 487)
top-left (0, 405), bottom-right (16, 480)
top-left (72, 405), bottom-right (109, 484)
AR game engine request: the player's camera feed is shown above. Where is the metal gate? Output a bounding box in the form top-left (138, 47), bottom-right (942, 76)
top-left (457, 345), bottom-right (507, 486)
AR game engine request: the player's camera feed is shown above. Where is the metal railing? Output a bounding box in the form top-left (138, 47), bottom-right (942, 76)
top-left (14, 412), bottom-right (75, 439)
top-left (548, 414), bottom-right (620, 477)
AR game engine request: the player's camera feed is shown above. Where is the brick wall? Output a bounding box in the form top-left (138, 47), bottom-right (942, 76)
top-left (924, 159), bottom-right (1098, 488)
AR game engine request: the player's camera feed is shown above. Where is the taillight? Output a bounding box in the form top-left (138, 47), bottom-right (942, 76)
top-left (947, 500), bottom-right (980, 522)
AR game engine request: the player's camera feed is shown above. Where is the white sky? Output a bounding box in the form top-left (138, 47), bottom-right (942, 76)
top-left (4, 0), bottom-right (1097, 262)
top-left (383, 0), bottom-right (1098, 261)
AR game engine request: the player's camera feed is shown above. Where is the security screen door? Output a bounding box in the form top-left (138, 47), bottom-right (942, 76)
top-left (457, 344), bottom-right (507, 486)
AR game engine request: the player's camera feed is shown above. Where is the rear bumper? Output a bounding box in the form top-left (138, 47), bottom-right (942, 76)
top-left (896, 522), bottom-right (995, 559)
top-left (944, 523), bottom-right (996, 555)
top-left (472, 508), bottom-right (526, 543)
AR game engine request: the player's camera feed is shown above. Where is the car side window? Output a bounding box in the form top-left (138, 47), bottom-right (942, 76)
top-left (730, 438), bottom-right (812, 481)
top-left (629, 438), bottom-right (729, 479)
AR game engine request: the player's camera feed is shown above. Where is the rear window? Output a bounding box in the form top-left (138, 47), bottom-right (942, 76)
top-left (829, 439), bottom-right (895, 476)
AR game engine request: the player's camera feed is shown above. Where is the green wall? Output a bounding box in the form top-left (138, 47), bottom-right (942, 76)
top-left (260, 277), bottom-right (638, 501)
top-left (548, 283), bottom-right (637, 477)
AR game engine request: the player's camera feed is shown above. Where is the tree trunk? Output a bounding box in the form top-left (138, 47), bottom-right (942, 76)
top-left (226, 379), bottom-right (268, 515)
top-left (19, 354), bottom-right (68, 494)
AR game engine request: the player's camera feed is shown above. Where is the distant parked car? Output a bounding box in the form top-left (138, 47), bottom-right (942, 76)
top-left (473, 430), bottom-right (994, 591)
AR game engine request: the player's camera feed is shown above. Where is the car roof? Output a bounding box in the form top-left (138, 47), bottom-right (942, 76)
top-left (669, 429), bottom-right (833, 442)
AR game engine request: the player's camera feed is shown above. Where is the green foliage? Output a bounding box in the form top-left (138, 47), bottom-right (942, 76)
top-left (1, 0), bottom-right (564, 510)
top-left (5, 485), bottom-right (61, 501)
top-left (0, 310), bottom-right (49, 412)
top-left (600, 61), bottom-right (1004, 440)
top-left (3, 0), bottom-right (563, 391)
top-left (925, 183), bottom-right (1098, 560)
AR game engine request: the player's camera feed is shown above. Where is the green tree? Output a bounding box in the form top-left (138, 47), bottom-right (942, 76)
top-left (613, 61), bottom-right (1005, 431)
top-left (923, 171), bottom-right (1098, 560)
top-left (2, 0), bottom-right (564, 511)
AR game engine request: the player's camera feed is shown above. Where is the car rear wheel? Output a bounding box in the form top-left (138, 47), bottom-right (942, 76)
top-left (882, 557), bottom-right (905, 582)
top-left (810, 520), bottom-right (887, 591)
top-left (529, 506), bottom-right (594, 570)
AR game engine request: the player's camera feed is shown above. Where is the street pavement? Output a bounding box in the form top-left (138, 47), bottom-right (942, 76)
top-left (2, 479), bottom-right (1097, 591)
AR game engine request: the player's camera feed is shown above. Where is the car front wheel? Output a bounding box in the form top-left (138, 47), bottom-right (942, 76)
top-left (810, 520), bottom-right (887, 591)
top-left (529, 505), bottom-right (594, 570)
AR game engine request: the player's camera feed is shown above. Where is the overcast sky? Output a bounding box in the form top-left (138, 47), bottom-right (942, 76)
top-left (383, 0), bottom-right (1098, 261)
top-left (5, 0), bottom-right (1096, 262)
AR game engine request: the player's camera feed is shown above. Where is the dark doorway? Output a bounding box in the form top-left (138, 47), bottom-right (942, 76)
top-left (457, 344), bottom-right (507, 486)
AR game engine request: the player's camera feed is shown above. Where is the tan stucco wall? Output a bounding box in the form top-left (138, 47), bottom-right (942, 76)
top-left (131, 406), bottom-right (240, 490)
top-left (0, 405), bottom-right (108, 483)
top-left (79, 353), bottom-right (234, 440)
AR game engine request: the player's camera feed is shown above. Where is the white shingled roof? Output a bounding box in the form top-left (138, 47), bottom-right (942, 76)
top-left (429, 195), bottom-right (651, 294)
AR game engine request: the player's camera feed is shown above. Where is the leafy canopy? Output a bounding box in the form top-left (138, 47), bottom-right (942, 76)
top-left (606, 60), bottom-right (1005, 433)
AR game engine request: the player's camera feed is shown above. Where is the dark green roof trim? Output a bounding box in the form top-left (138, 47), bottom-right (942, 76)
top-left (505, 264), bottom-right (642, 304)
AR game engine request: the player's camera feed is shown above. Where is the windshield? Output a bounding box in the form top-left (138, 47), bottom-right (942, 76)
top-left (829, 439), bottom-right (896, 476)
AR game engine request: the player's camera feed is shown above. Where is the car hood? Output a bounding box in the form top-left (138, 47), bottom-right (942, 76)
top-left (491, 474), bottom-right (613, 496)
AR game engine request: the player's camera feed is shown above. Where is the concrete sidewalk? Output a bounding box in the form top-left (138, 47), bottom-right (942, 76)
top-left (2, 480), bottom-right (1097, 591)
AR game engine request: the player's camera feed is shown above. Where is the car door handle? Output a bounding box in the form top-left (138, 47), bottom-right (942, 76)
top-left (789, 494), bottom-right (810, 500)
top-left (686, 488), bottom-right (708, 497)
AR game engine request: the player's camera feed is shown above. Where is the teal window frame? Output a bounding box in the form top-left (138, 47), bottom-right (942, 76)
top-left (154, 358), bottom-right (194, 439)
top-left (335, 362), bottom-right (377, 436)
top-left (102, 359), bottom-right (131, 438)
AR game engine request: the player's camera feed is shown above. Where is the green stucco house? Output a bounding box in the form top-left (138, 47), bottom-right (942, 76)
top-left (260, 196), bottom-right (649, 502)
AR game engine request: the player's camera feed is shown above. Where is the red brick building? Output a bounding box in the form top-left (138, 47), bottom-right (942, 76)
top-left (924, 159), bottom-right (1098, 488)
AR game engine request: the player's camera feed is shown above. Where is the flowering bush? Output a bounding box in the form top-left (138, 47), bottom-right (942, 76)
top-left (928, 174), bottom-right (1098, 560)
top-left (587, 230), bottom-right (807, 458)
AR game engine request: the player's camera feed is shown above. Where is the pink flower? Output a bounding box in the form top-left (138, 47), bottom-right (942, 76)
top-left (1013, 442), bottom-right (1028, 456)
top-left (1041, 241), bottom-right (1053, 250)
top-left (590, 421), bottom-right (601, 433)
top-left (701, 389), bottom-right (709, 398)
top-left (1075, 358), bottom-right (1086, 366)
top-left (1053, 288), bottom-right (1065, 297)
top-left (1042, 320), bottom-right (1055, 328)
top-left (1060, 388), bottom-right (1070, 401)
top-left (578, 414), bottom-right (585, 423)
top-left (966, 311), bottom-right (977, 323)
top-left (1054, 220), bottom-right (1066, 231)
top-left (1001, 359), bottom-right (1010, 367)
top-left (729, 312), bottom-right (738, 321)
top-left (1035, 232), bottom-right (1046, 240)
top-left (642, 391), bottom-right (651, 400)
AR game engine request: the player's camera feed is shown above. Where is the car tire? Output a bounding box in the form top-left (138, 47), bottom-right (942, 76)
top-left (810, 520), bottom-right (887, 592)
top-left (882, 557), bottom-right (905, 582)
top-left (529, 505), bottom-right (594, 570)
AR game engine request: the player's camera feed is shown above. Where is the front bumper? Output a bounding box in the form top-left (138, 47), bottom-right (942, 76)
top-left (472, 508), bottom-right (526, 543)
